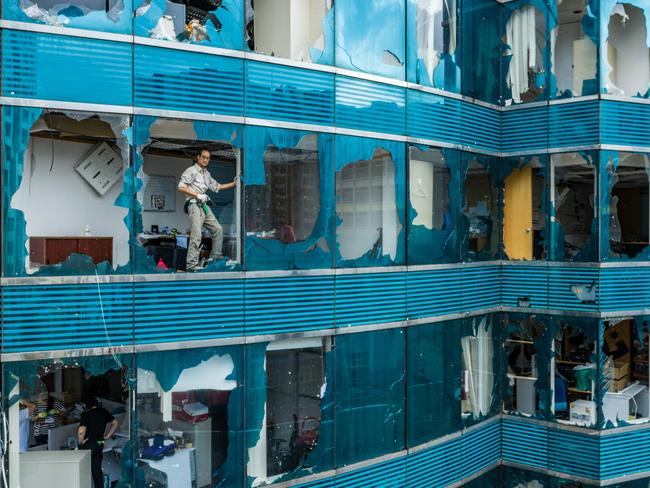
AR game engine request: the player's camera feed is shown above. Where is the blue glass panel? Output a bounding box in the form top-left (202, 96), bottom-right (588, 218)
top-left (334, 0), bottom-right (406, 80)
top-left (334, 328), bottom-right (405, 467)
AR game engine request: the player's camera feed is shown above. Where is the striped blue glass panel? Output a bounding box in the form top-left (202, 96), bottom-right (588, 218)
top-left (134, 44), bottom-right (244, 115)
top-left (600, 267), bottom-right (650, 312)
top-left (406, 89), bottom-right (461, 144)
top-left (246, 61), bottom-right (334, 126)
top-left (406, 268), bottom-right (462, 319)
top-left (600, 429), bottom-right (650, 479)
top-left (336, 272), bottom-right (406, 327)
top-left (460, 101), bottom-right (501, 153)
top-left (294, 478), bottom-right (335, 488)
top-left (2, 283), bottom-right (133, 352)
top-left (548, 100), bottom-right (599, 148)
top-left (548, 428), bottom-right (600, 480)
top-left (460, 420), bottom-right (501, 477)
top-left (548, 267), bottom-right (599, 312)
top-left (461, 266), bottom-right (501, 311)
top-left (2, 30), bottom-right (132, 106)
top-left (501, 418), bottom-right (549, 469)
top-left (601, 100), bottom-right (650, 148)
top-left (501, 105), bottom-right (548, 153)
top-left (335, 76), bottom-right (406, 135)
top-left (245, 275), bottom-right (335, 335)
top-left (133, 280), bottom-right (244, 343)
top-left (336, 456), bottom-right (407, 488)
top-left (406, 438), bottom-right (462, 488)
top-left (501, 265), bottom-right (549, 309)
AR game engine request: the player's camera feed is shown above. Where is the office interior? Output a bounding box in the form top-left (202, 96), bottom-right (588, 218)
top-left (7, 361), bottom-right (129, 487)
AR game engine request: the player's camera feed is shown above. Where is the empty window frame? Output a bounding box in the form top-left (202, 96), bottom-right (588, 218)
top-left (601, 318), bottom-right (650, 427)
top-left (247, 338), bottom-right (331, 485)
top-left (407, 146), bottom-right (459, 264)
top-left (8, 0), bottom-right (131, 33)
top-left (136, 117), bottom-right (241, 272)
top-left (461, 315), bottom-right (499, 426)
top-left (462, 155), bottom-right (499, 261)
top-left (604, 3), bottom-right (650, 97)
top-left (551, 152), bottom-right (596, 261)
top-left (4, 357), bottom-right (131, 487)
top-left (553, 319), bottom-right (598, 427)
top-left (407, 0), bottom-right (460, 90)
top-left (137, 348), bottom-right (241, 488)
top-left (336, 146), bottom-right (404, 266)
top-left (503, 315), bottom-right (547, 417)
top-left (5, 109), bottom-right (130, 277)
top-left (551, 0), bottom-right (597, 97)
top-left (245, 0), bottom-right (332, 64)
top-left (503, 156), bottom-right (546, 261)
top-left (504, 3), bottom-right (548, 103)
top-left (135, 0), bottom-right (243, 48)
top-left (606, 152), bottom-right (650, 260)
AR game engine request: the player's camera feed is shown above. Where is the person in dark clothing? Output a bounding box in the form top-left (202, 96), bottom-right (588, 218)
top-left (78, 397), bottom-right (119, 488)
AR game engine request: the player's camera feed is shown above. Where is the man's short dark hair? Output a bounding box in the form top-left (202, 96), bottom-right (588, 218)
top-left (85, 396), bottom-right (99, 408)
top-left (197, 147), bottom-right (212, 158)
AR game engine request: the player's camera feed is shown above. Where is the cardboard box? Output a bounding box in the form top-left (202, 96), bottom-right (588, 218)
top-left (609, 377), bottom-right (629, 393)
top-left (610, 361), bottom-right (630, 380)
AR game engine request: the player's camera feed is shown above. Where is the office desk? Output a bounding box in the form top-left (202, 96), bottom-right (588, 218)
top-left (603, 382), bottom-right (648, 424)
top-left (140, 448), bottom-right (197, 488)
top-left (139, 233), bottom-right (235, 269)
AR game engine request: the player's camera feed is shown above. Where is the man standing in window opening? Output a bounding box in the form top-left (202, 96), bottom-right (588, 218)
top-left (78, 397), bottom-right (119, 488)
top-left (178, 147), bottom-right (238, 271)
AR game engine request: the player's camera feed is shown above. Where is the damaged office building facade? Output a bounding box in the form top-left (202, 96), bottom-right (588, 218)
top-left (3, 0), bottom-right (650, 487)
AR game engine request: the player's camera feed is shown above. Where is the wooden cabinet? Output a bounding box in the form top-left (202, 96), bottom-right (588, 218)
top-left (30, 237), bottom-right (113, 266)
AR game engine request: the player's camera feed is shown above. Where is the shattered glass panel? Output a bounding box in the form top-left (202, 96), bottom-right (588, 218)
top-left (335, 136), bottom-right (406, 268)
top-left (503, 155), bottom-right (547, 261)
top-left (134, 0), bottom-right (244, 50)
top-left (2, 107), bottom-right (132, 277)
top-left (406, 0), bottom-right (461, 91)
top-left (136, 346), bottom-right (244, 487)
top-left (334, 328), bottom-right (405, 467)
top-left (407, 320), bottom-right (461, 447)
top-left (246, 338), bottom-right (334, 485)
top-left (4, 0), bottom-right (132, 34)
top-left (461, 153), bottom-right (500, 262)
top-left (334, 0), bottom-right (406, 80)
top-left (460, 0), bottom-right (502, 103)
top-left (552, 316), bottom-right (598, 427)
top-left (503, 1), bottom-right (549, 104)
top-left (551, 152), bottom-right (597, 262)
top-left (461, 314), bottom-right (501, 428)
top-left (244, 126), bottom-right (334, 270)
top-left (503, 313), bottom-right (550, 419)
top-left (602, 151), bottom-right (650, 261)
top-left (407, 146), bottom-right (460, 264)
top-left (2, 354), bottom-right (134, 487)
top-left (551, 0), bottom-right (598, 98)
top-left (602, 2), bottom-right (650, 97)
top-left (245, 0), bottom-right (333, 65)
top-left (133, 115), bottom-right (242, 273)
top-left (600, 317), bottom-right (650, 429)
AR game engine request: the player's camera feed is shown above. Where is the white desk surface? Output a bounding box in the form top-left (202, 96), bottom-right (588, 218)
top-left (605, 381), bottom-right (646, 399)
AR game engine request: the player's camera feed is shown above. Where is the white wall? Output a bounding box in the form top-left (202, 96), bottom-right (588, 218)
top-left (141, 155), bottom-right (193, 234)
top-left (554, 22), bottom-right (580, 93)
top-left (11, 137), bottom-right (130, 268)
top-left (607, 4), bottom-right (650, 96)
top-left (254, 0), bottom-right (327, 62)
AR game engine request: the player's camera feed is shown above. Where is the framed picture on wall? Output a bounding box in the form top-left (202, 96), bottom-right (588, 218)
top-left (144, 175), bottom-right (176, 212)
